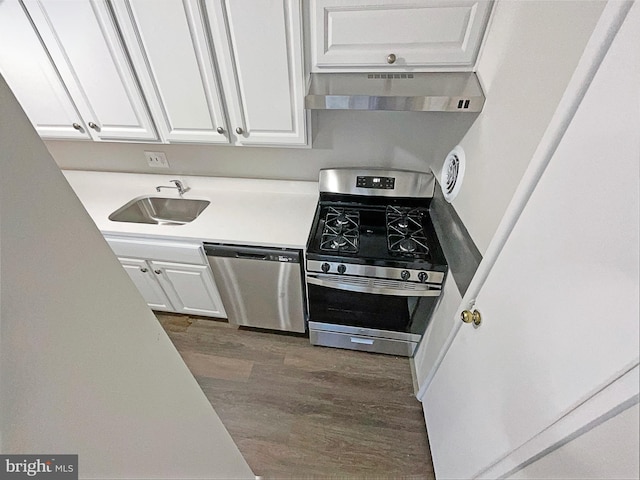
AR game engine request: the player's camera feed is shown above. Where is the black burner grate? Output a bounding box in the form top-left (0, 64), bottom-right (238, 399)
top-left (320, 207), bottom-right (360, 253)
top-left (386, 206), bottom-right (430, 257)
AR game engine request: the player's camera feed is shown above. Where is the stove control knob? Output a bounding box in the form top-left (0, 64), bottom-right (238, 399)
top-left (401, 270), bottom-right (411, 281)
top-left (418, 272), bottom-right (429, 283)
top-left (337, 264), bottom-right (346, 274)
top-left (321, 262), bottom-right (331, 273)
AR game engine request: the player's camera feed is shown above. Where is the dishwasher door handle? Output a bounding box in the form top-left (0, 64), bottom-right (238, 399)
top-left (236, 252), bottom-right (269, 260)
top-left (203, 243), bottom-right (300, 263)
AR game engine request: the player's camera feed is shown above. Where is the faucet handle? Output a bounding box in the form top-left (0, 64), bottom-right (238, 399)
top-left (170, 179), bottom-right (189, 196)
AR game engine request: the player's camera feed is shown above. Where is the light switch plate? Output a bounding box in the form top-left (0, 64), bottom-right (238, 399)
top-left (145, 151), bottom-right (169, 168)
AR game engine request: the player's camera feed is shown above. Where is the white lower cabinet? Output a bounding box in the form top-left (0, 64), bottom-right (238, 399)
top-left (106, 235), bottom-right (227, 318)
top-left (118, 257), bottom-right (226, 318)
top-left (150, 261), bottom-right (226, 317)
top-left (120, 257), bottom-right (174, 312)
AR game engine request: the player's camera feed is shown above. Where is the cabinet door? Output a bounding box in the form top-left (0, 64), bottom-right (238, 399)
top-left (206, 0), bottom-right (308, 146)
top-left (151, 261), bottom-right (227, 318)
top-left (0, 1), bottom-right (88, 139)
top-left (119, 258), bottom-right (174, 311)
top-left (311, 0), bottom-right (493, 71)
top-left (23, 0), bottom-right (157, 142)
top-left (112, 0), bottom-right (229, 144)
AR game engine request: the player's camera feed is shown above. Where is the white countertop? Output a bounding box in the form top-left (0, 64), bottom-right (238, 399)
top-left (63, 170), bottom-right (319, 249)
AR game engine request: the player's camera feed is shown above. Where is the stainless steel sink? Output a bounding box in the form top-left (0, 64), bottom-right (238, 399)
top-left (108, 196), bottom-right (210, 225)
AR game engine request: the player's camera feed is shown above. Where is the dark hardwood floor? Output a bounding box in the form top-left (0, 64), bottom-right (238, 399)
top-left (157, 313), bottom-right (435, 479)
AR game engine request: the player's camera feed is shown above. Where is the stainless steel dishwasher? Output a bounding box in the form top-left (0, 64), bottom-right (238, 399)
top-left (203, 244), bottom-right (306, 333)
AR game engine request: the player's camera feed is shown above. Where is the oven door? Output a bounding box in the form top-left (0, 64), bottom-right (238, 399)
top-left (306, 274), bottom-right (440, 356)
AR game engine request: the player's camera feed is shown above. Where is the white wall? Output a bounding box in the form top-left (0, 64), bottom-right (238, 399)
top-left (45, 110), bottom-right (477, 180)
top-left (442, 0), bottom-right (606, 253)
top-left (0, 76), bottom-right (253, 479)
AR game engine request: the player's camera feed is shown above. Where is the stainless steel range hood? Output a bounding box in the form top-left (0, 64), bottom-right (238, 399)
top-left (305, 72), bottom-right (485, 112)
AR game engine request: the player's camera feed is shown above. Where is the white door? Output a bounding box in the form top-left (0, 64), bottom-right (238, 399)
top-left (206, 0), bottom-right (308, 146)
top-left (310, 0), bottom-right (493, 71)
top-left (23, 0), bottom-right (157, 142)
top-left (119, 258), bottom-right (174, 312)
top-left (112, 0), bottom-right (229, 144)
top-left (0, 1), bottom-right (88, 139)
top-left (423, 4), bottom-right (639, 479)
top-left (151, 261), bottom-right (227, 318)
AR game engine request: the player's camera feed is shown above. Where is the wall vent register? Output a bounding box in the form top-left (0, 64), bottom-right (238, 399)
top-left (441, 145), bottom-right (466, 203)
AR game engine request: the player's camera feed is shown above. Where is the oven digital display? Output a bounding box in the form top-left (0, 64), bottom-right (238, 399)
top-left (356, 176), bottom-right (395, 189)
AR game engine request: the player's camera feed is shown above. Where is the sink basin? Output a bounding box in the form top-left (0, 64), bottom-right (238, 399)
top-left (109, 196), bottom-right (210, 225)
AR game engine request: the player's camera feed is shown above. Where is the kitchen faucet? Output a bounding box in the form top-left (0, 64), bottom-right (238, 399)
top-left (156, 179), bottom-right (189, 197)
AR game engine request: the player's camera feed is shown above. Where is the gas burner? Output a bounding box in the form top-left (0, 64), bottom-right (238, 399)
top-left (397, 218), bottom-right (410, 230)
top-left (334, 214), bottom-right (350, 226)
top-left (325, 207), bottom-right (359, 231)
top-left (326, 235), bottom-right (347, 249)
top-left (320, 207), bottom-right (359, 253)
top-left (386, 206), bottom-right (430, 257)
top-left (398, 238), bottom-right (417, 252)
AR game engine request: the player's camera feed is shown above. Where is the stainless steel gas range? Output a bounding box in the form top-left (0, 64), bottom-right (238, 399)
top-left (305, 168), bottom-right (448, 356)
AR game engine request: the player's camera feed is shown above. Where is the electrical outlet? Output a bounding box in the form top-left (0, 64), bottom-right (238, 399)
top-left (145, 151), bottom-right (170, 168)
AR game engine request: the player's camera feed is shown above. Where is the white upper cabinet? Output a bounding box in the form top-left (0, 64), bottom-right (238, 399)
top-left (22, 0), bottom-right (157, 141)
top-left (311, 0), bottom-right (493, 71)
top-left (2, 0), bottom-right (307, 146)
top-left (112, 0), bottom-right (229, 144)
top-left (205, 0), bottom-right (308, 146)
top-left (0, 1), bottom-right (88, 139)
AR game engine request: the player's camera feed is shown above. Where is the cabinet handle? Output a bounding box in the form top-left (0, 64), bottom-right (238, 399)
top-left (386, 53), bottom-right (397, 64)
top-left (216, 126), bottom-right (225, 134)
top-left (72, 122), bottom-right (82, 131)
top-left (235, 127), bottom-right (244, 135)
top-left (140, 267), bottom-right (148, 273)
top-left (154, 270), bottom-right (162, 275)
top-left (88, 121), bottom-right (98, 130)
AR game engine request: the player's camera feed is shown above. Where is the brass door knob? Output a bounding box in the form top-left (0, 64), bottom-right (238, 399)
top-left (461, 309), bottom-right (481, 326)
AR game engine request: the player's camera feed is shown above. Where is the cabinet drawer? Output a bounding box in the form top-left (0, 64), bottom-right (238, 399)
top-left (311, 0), bottom-right (493, 71)
top-left (105, 236), bottom-right (205, 265)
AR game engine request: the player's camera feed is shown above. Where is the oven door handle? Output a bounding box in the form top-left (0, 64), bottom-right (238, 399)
top-left (306, 273), bottom-right (442, 297)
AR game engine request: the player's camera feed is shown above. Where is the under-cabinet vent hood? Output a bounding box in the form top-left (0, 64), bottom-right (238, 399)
top-left (305, 72), bottom-right (485, 112)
